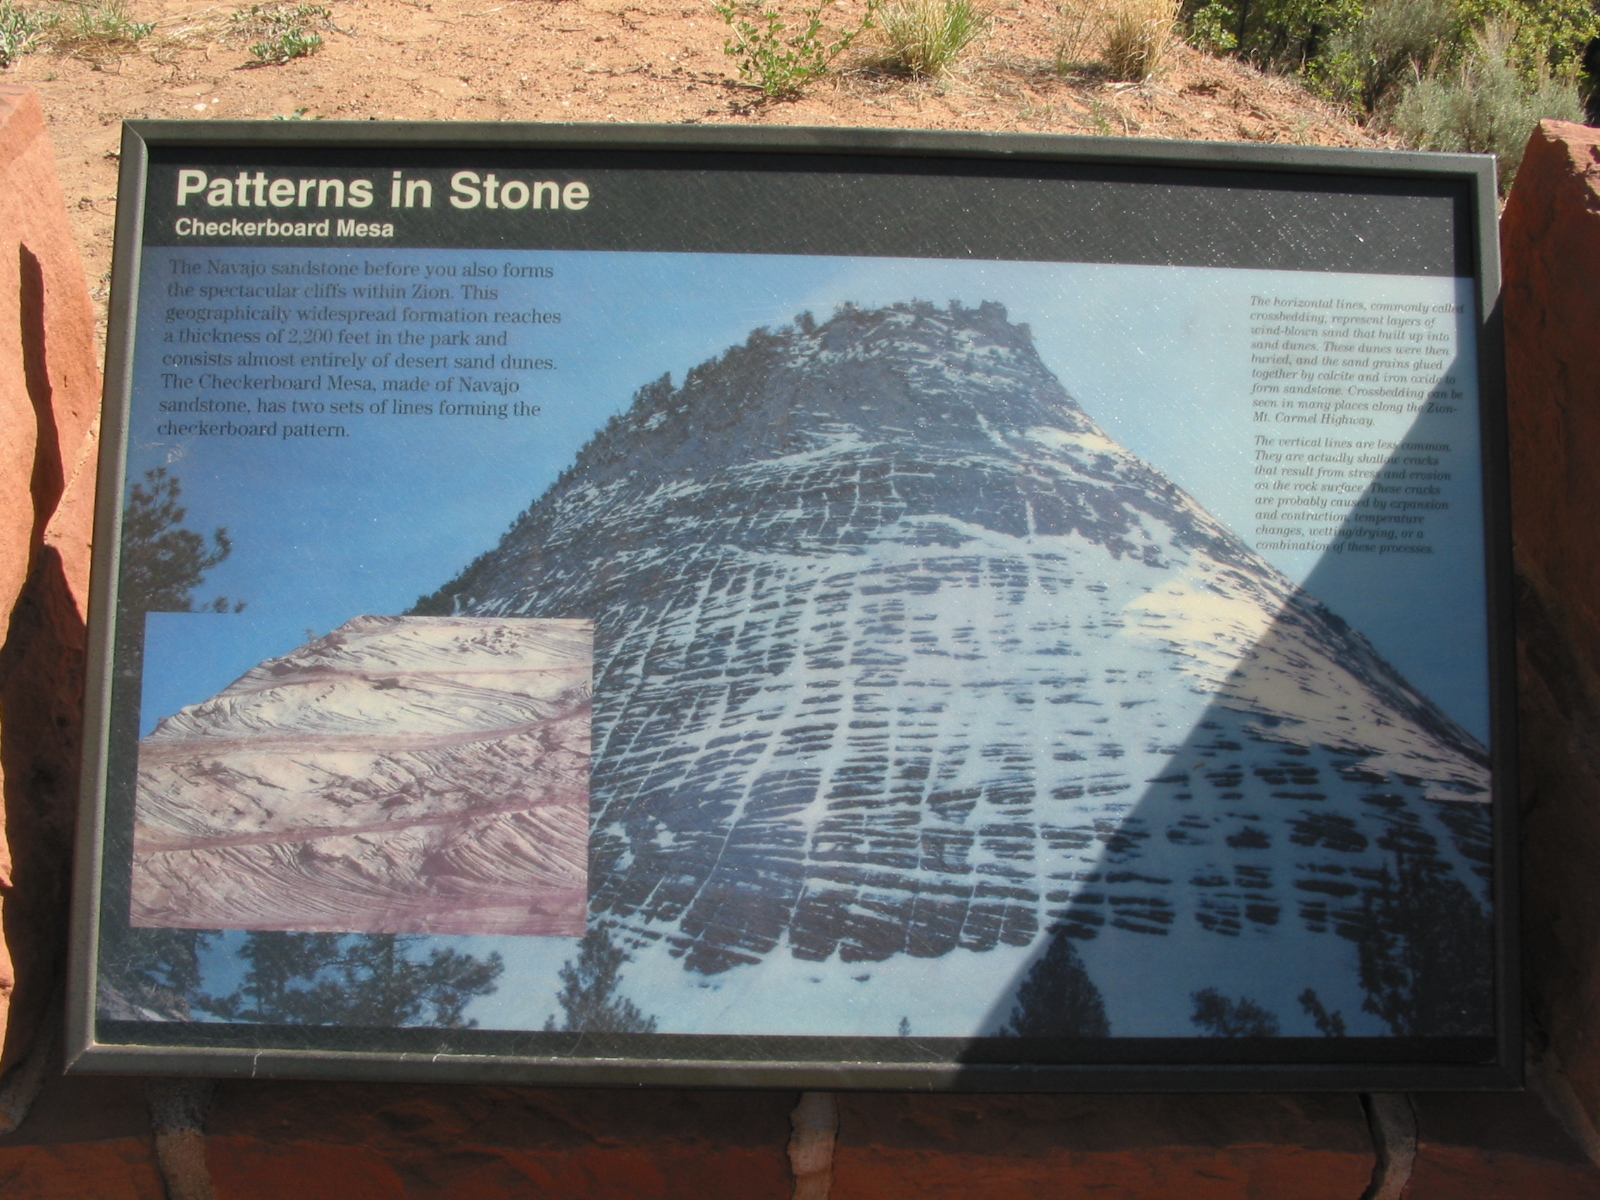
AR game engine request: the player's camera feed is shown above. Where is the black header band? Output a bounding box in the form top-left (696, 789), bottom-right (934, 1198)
top-left (143, 141), bottom-right (1476, 277)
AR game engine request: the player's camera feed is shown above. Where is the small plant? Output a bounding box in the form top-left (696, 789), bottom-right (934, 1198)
top-left (46, 0), bottom-right (154, 59)
top-left (251, 24), bottom-right (320, 62)
top-left (234, 2), bottom-right (329, 65)
top-left (871, 0), bottom-right (989, 77)
top-left (1103, 0), bottom-right (1178, 80)
top-left (715, 0), bottom-right (878, 98)
top-left (1392, 20), bottom-right (1585, 192)
top-left (0, 0), bottom-right (44, 67)
top-left (1085, 95), bottom-right (1115, 132)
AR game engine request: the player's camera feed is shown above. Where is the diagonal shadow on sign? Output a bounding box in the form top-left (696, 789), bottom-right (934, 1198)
top-left (968, 381), bottom-right (1494, 1049)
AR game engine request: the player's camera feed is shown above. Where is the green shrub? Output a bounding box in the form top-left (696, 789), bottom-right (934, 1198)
top-left (1392, 21), bottom-right (1585, 191)
top-left (1185, 0), bottom-right (1235, 50)
top-left (1185, 0), bottom-right (1600, 81)
top-left (1184, 0), bottom-right (1598, 155)
top-left (1455, 0), bottom-right (1600, 75)
top-left (1182, 0), bottom-right (1360, 70)
top-left (0, 0), bottom-right (43, 66)
top-left (871, 0), bottom-right (989, 77)
top-left (715, 0), bottom-right (879, 97)
top-left (1320, 0), bottom-right (1455, 114)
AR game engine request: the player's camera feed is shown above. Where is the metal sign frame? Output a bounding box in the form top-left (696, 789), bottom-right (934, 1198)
top-left (68, 120), bottom-right (1517, 1091)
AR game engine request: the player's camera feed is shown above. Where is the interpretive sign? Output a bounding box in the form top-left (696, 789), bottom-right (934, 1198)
top-left (68, 122), bottom-right (1516, 1089)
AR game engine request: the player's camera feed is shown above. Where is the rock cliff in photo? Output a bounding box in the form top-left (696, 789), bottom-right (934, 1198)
top-left (132, 616), bottom-right (591, 937)
top-left (421, 300), bottom-right (1492, 1035)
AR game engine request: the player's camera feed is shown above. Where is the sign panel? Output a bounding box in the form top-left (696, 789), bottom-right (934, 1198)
top-left (69, 123), bottom-right (1516, 1089)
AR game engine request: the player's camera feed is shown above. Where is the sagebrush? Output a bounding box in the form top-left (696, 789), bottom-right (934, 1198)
top-left (1320, 0), bottom-right (1455, 114)
top-left (1392, 21), bottom-right (1584, 191)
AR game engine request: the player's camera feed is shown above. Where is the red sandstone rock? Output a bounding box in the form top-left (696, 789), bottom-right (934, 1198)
top-left (1503, 118), bottom-right (1600, 1134)
top-left (1504, 119), bottom-right (1600, 648)
top-left (1404, 1093), bottom-right (1600, 1198)
top-left (9, 1061), bottom-right (1600, 1197)
top-left (0, 85), bottom-right (99, 621)
top-left (199, 1080), bottom-right (798, 1199)
top-left (0, 1061), bottom-right (160, 1196)
top-left (830, 1093), bottom-right (1375, 1199)
top-left (0, 85), bottom-right (102, 1079)
top-left (0, 1074), bottom-right (1364, 1200)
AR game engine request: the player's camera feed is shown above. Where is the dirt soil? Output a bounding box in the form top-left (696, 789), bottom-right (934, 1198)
top-left (1, 0), bottom-right (1391, 338)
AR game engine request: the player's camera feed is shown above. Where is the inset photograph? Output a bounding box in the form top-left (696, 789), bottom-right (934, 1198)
top-left (131, 615), bottom-right (591, 937)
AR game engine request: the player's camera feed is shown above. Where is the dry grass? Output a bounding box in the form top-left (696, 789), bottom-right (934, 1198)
top-left (18, 0), bottom-right (153, 62)
top-left (1102, 0), bottom-right (1177, 80)
top-left (1053, 0), bottom-right (1177, 79)
top-left (870, 0), bottom-right (991, 77)
top-left (1054, 0), bottom-right (1108, 68)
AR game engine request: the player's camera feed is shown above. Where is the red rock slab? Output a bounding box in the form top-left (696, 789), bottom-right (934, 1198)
top-left (1405, 1092), bottom-right (1600, 1198)
top-left (1502, 118), bottom-right (1600, 1129)
top-left (1505, 117), bottom-right (1600, 662)
top-left (829, 1092), bottom-right (1374, 1200)
top-left (12, 1063), bottom-right (1600, 1199)
top-left (0, 84), bottom-right (103, 1077)
top-left (0, 1065), bottom-right (161, 1197)
top-left (201, 1080), bottom-right (796, 1199)
top-left (205, 1141), bottom-right (408, 1199)
top-left (4, 1066), bottom-right (801, 1198)
top-left (0, 84), bottom-right (101, 625)
top-left (0, 1141), bottom-right (165, 1199)
top-left (1503, 118), bottom-right (1600, 652)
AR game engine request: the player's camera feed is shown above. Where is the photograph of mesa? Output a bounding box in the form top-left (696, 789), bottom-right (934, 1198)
top-left (131, 615), bottom-right (591, 937)
top-left (416, 300), bottom-right (1492, 1038)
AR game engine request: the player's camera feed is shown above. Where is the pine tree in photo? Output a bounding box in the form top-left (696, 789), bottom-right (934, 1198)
top-left (118, 467), bottom-right (240, 615)
top-left (1298, 988), bottom-right (1348, 1036)
top-left (99, 467), bottom-right (241, 1020)
top-left (1355, 851), bottom-right (1492, 1037)
top-left (196, 932), bottom-right (503, 1028)
top-left (996, 927), bottom-right (1111, 1038)
top-left (1190, 988), bottom-right (1280, 1036)
top-left (544, 926), bottom-right (659, 1033)
top-left (96, 924), bottom-right (212, 1021)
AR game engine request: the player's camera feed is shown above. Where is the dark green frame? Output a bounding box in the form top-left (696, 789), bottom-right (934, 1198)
top-left (67, 120), bottom-right (1517, 1091)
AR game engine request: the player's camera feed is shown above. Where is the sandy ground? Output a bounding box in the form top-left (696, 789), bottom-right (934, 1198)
top-left (1, 0), bottom-right (1390, 337)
